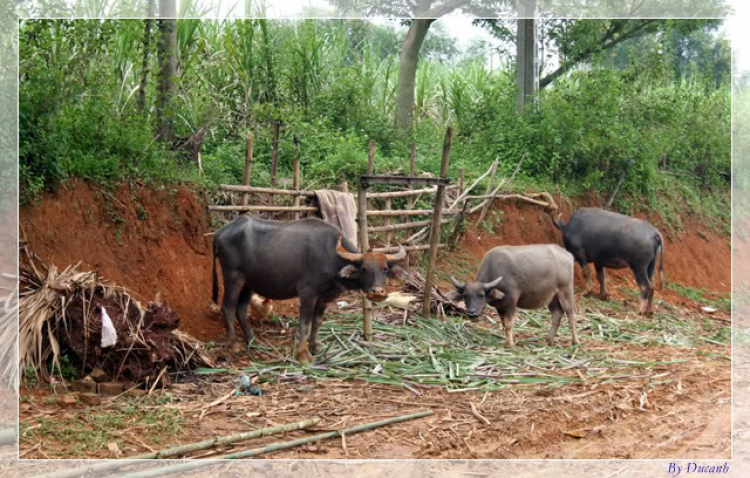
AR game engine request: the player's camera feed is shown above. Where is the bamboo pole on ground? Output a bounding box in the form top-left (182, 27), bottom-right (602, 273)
top-left (37, 418), bottom-right (321, 478)
top-left (292, 133), bottom-right (301, 221)
top-left (240, 130), bottom-right (254, 207)
top-left (359, 140), bottom-right (375, 341)
top-left (422, 126), bottom-right (452, 319)
top-left (114, 411), bottom-right (433, 478)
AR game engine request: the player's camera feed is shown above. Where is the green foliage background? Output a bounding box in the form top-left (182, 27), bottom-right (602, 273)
top-left (19, 18), bottom-right (730, 228)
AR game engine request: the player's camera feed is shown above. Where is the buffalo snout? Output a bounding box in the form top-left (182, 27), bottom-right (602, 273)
top-left (367, 287), bottom-right (388, 302)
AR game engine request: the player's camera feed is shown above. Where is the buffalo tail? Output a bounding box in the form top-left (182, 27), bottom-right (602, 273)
top-left (212, 240), bottom-right (219, 304)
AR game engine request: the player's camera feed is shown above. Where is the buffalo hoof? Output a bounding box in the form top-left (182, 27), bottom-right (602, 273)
top-left (229, 341), bottom-right (244, 354)
top-left (309, 342), bottom-right (320, 356)
top-left (599, 293), bottom-right (610, 301)
top-left (297, 350), bottom-right (314, 364)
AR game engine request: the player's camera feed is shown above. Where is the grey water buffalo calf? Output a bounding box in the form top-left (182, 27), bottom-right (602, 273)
top-left (212, 217), bottom-right (405, 363)
top-left (447, 244), bottom-right (579, 347)
top-left (553, 207), bottom-right (664, 314)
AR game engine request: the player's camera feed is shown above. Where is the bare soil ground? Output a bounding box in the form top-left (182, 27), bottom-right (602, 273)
top-left (18, 181), bottom-right (731, 460)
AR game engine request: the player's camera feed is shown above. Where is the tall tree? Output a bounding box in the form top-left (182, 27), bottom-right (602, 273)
top-left (330, 0), bottom-right (511, 136)
top-left (479, 19), bottom-right (720, 91)
top-left (156, 0), bottom-right (177, 144)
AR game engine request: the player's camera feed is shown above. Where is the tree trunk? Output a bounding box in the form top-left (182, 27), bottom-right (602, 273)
top-left (137, 19), bottom-right (152, 113)
top-left (394, 19), bottom-right (434, 136)
top-left (156, 0), bottom-right (177, 144)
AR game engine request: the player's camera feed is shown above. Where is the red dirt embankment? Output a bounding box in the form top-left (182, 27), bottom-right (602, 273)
top-left (21, 180), bottom-right (225, 341)
top-left (20, 181), bottom-right (730, 342)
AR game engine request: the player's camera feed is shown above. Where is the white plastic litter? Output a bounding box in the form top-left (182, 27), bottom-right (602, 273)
top-left (100, 307), bottom-right (117, 348)
top-left (337, 301), bottom-right (349, 307)
top-left (702, 306), bottom-right (718, 314)
top-left (384, 292), bottom-right (417, 309)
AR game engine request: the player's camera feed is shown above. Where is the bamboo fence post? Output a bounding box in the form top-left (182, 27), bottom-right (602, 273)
top-left (406, 142), bottom-right (417, 269)
top-left (359, 140), bottom-right (375, 341)
top-left (270, 121), bottom-right (281, 188)
top-left (422, 127), bottom-right (452, 319)
top-left (240, 130), bottom-right (254, 207)
top-left (292, 133), bottom-right (301, 221)
top-left (113, 411), bottom-right (433, 478)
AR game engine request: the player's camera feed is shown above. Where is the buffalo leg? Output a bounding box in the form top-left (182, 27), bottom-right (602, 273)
top-left (595, 264), bottom-right (609, 300)
top-left (221, 270), bottom-right (246, 353)
top-left (571, 251), bottom-right (592, 294)
top-left (295, 292), bottom-right (316, 364)
top-left (503, 311), bottom-right (516, 347)
top-left (309, 300), bottom-right (328, 356)
top-left (559, 285), bottom-right (580, 345)
top-left (632, 264), bottom-right (654, 315)
top-left (236, 286), bottom-right (254, 346)
top-left (546, 295), bottom-right (564, 346)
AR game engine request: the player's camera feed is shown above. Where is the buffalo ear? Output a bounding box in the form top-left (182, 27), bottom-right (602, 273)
top-left (488, 289), bottom-right (505, 301)
top-left (387, 265), bottom-right (403, 279)
top-left (338, 264), bottom-right (359, 279)
top-left (445, 290), bottom-right (463, 302)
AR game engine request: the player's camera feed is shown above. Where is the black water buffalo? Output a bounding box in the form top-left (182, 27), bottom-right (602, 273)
top-left (212, 216), bottom-right (405, 363)
top-left (553, 207), bottom-right (664, 314)
top-left (447, 244), bottom-right (579, 347)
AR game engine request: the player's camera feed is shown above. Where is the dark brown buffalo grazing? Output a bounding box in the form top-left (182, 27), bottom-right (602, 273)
top-left (553, 207), bottom-right (664, 314)
top-left (212, 217), bottom-right (405, 363)
top-left (447, 244), bottom-right (579, 347)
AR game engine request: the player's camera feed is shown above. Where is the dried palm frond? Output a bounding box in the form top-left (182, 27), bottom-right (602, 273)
top-left (171, 329), bottom-right (215, 369)
top-left (18, 252), bottom-right (207, 385)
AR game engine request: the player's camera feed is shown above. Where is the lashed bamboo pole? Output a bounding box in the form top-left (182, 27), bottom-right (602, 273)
top-left (240, 131), bottom-right (254, 207)
top-left (360, 140), bottom-right (375, 341)
top-left (208, 205), bottom-right (318, 212)
top-left (220, 184), bottom-right (454, 198)
top-left (369, 217), bottom-right (450, 233)
top-left (373, 244), bottom-right (446, 253)
top-left (422, 126), bottom-right (452, 319)
top-left (367, 209), bottom-right (459, 217)
top-left (218, 185), bottom-right (316, 197)
top-left (115, 411), bottom-right (433, 478)
top-left (292, 133), bottom-right (301, 221)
